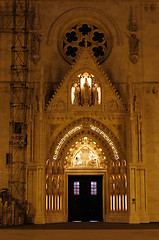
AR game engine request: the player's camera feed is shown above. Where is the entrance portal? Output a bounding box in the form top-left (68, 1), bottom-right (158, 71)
top-left (68, 175), bottom-right (103, 221)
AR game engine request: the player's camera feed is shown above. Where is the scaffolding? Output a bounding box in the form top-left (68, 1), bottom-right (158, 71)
top-left (9, 0), bottom-right (29, 223)
top-left (0, 0), bottom-right (31, 225)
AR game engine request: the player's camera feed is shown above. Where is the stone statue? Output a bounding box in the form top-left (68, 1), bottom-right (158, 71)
top-left (81, 78), bottom-right (91, 106)
top-left (72, 74), bottom-right (101, 107)
top-left (74, 84), bottom-right (80, 105)
top-left (116, 175), bottom-right (121, 192)
top-left (129, 34), bottom-right (139, 55)
top-left (93, 84), bottom-right (98, 105)
top-left (133, 94), bottom-right (139, 112)
top-left (31, 32), bottom-right (41, 64)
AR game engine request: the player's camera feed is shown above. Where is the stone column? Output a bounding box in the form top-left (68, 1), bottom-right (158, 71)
top-left (34, 110), bottom-right (46, 224)
top-left (127, 112), bottom-right (141, 222)
top-left (128, 165), bottom-right (140, 223)
top-left (127, 106), bottom-right (149, 223)
top-left (136, 168), bottom-right (149, 222)
top-left (34, 67), bottom-right (46, 224)
top-left (127, 63), bottom-right (149, 223)
top-left (34, 166), bottom-right (45, 224)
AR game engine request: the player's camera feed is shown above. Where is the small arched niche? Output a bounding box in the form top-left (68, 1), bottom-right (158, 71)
top-left (71, 72), bottom-right (101, 107)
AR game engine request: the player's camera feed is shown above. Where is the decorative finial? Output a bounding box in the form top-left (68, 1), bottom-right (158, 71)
top-left (129, 6), bottom-right (137, 32)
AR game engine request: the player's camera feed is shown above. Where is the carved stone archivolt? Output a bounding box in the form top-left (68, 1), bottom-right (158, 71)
top-left (46, 118), bottom-right (127, 197)
top-left (50, 124), bottom-right (61, 137)
top-left (48, 117), bottom-right (124, 159)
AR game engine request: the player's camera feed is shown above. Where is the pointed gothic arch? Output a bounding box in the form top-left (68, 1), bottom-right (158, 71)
top-left (46, 117), bottom-right (128, 219)
top-left (45, 47), bottom-right (128, 222)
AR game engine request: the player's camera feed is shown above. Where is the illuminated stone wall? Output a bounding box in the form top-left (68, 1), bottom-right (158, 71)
top-left (0, 0), bottom-right (159, 224)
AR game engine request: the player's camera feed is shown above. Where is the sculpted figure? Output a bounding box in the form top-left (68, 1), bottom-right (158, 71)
top-left (31, 32), bottom-right (41, 64)
top-left (74, 84), bottom-right (80, 105)
top-left (129, 34), bottom-right (139, 56)
top-left (81, 78), bottom-right (91, 106)
top-left (93, 84), bottom-right (98, 105)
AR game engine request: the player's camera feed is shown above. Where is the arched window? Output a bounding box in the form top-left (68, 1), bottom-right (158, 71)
top-left (71, 72), bottom-right (101, 106)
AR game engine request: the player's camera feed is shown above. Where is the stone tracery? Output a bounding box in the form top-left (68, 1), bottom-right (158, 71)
top-left (60, 23), bottom-right (112, 64)
top-left (46, 131), bottom-right (127, 210)
top-left (46, 118), bottom-right (127, 212)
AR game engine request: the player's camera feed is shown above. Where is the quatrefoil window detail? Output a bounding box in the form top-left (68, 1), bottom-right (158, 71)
top-left (92, 46), bottom-right (104, 57)
top-left (66, 46), bottom-right (78, 57)
top-left (60, 23), bottom-right (113, 64)
top-left (78, 24), bottom-right (92, 36)
top-left (92, 32), bottom-right (104, 43)
top-left (66, 31), bottom-right (78, 43)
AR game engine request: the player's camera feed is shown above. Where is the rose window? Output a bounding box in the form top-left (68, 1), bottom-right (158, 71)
top-left (60, 23), bottom-right (112, 64)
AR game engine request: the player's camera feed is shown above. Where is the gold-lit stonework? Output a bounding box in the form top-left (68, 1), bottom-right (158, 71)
top-left (0, 0), bottom-right (158, 226)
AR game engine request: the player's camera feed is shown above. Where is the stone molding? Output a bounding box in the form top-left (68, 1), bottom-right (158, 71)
top-left (46, 7), bottom-right (123, 47)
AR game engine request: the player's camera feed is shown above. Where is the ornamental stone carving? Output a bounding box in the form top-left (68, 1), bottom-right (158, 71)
top-left (31, 4), bottom-right (41, 64)
top-left (144, 2), bottom-right (158, 11)
top-left (53, 100), bottom-right (66, 111)
top-left (129, 34), bottom-right (139, 64)
top-left (105, 99), bottom-right (119, 111)
top-left (145, 86), bottom-right (158, 95)
top-left (109, 159), bottom-right (127, 195)
top-left (59, 23), bottom-right (112, 64)
top-left (71, 72), bottom-right (101, 107)
top-left (128, 6), bottom-right (139, 64)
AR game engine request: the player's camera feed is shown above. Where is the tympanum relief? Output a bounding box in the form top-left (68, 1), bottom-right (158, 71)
top-left (65, 136), bottom-right (106, 169)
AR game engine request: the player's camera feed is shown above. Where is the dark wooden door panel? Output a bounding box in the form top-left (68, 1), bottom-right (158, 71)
top-left (68, 175), bottom-right (103, 221)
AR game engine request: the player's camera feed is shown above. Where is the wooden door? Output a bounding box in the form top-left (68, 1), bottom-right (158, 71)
top-left (68, 175), bottom-right (103, 221)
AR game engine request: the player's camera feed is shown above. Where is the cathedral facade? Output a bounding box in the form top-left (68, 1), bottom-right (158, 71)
top-left (0, 0), bottom-right (159, 225)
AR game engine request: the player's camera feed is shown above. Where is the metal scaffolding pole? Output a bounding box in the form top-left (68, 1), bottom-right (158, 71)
top-left (0, 0), bottom-right (38, 225)
top-left (9, 0), bottom-right (29, 224)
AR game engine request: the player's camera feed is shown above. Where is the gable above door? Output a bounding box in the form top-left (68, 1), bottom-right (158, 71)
top-left (46, 48), bottom-right (126, 115)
